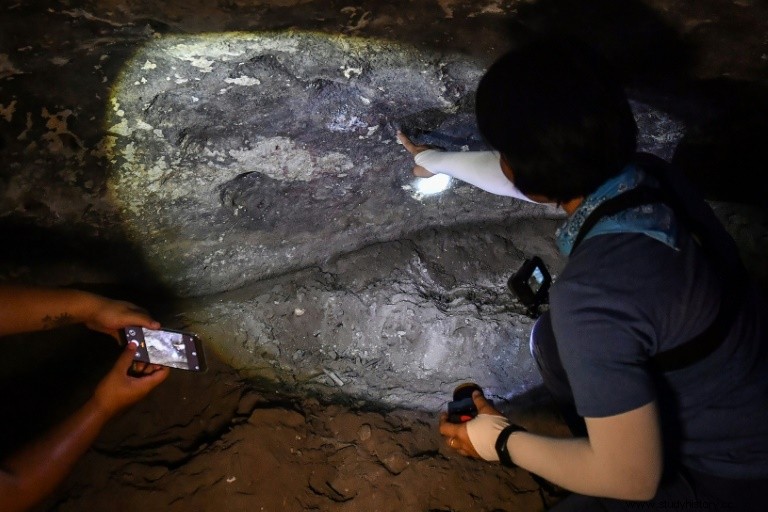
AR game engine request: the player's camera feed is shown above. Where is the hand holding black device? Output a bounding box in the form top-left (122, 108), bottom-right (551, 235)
top-left (121, 326), bottom-right (207, 372)
top-left (447, 383), bottom-right (493, 423)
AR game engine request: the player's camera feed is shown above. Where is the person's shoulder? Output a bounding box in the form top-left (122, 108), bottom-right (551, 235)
top-left (549, 234), bottom-right (678, 352)
top-left (551, 232), bottom-right (686, 315)
top-left (561, 233), bottom-right (671, 280)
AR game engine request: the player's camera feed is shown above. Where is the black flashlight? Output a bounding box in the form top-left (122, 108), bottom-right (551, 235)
top-left (447, 382), bottom-right (488, 423)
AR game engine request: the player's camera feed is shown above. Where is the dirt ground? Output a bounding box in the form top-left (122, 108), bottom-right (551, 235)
top-left (1, 324), bottom-right (570, 512)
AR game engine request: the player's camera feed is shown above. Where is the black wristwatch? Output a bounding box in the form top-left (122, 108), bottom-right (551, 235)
top-left (495, 424), bottom-right (527, 468)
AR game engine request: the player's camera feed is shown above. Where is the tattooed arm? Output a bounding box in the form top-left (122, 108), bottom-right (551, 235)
top-left (0, 285), bottom-right (170, 512)
top-left (0, 340), bottom-right (169, 512)
top-left (0, 285), bottom-right (161, 339)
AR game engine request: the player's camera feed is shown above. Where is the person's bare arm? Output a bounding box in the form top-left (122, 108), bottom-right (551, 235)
top-left (0, 285), bottom-right (160, 338)
top-left (509, 402), bottom-right (663, 499)
top-left (440, 393), bottom-right (663, 501)
top-left (0, 343), bottom-right (169, 512)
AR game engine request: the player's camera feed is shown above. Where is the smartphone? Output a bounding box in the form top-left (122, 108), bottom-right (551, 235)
top-left (121, 326), bottom-right (207, 372)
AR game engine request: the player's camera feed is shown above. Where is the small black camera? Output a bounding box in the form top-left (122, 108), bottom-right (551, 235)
top-left (508, 256), bottom-right (551, 312)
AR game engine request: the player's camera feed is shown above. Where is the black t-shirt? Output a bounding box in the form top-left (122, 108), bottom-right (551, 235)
top-left (550, 229), bottom-right (768, 478)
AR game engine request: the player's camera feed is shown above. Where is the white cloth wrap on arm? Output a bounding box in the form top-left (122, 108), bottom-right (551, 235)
top-left (413, 149), bottom-right (533, 202)
top-left (466, 413), bottom-right (511, 461)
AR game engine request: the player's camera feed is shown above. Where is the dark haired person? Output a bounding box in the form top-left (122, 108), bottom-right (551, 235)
top-left (0, 285), bottom-right (169, 512)
top-left (405, 40), bottom-right (768, 510)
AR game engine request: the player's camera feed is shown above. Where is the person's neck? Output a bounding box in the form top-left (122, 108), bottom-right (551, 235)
top-left (560, 197), bottom-right (583, 216)
top-left (526, 194), bottom-right (583, 214)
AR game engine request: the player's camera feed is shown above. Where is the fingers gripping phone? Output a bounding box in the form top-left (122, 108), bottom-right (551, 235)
top-left (121, 326), bottom-right (207, 372)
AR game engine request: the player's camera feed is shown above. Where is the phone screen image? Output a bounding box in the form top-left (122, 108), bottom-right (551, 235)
top-left (124, 326), bottom-right (206, 372)
top-left (527, 266), bottom-right (545, 294)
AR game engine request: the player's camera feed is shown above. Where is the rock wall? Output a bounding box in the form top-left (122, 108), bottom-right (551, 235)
top-left (1, 0), bottom-right (766, 410)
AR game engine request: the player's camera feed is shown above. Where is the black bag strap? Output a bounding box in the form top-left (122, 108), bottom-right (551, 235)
top-left (571, 156), bottom-right (746, 372)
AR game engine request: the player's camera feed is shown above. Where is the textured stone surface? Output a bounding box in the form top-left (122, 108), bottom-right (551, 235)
top-left (103, 31), bottom-right (561, 297)
top-left (181, 218), bottom-right (564, 410)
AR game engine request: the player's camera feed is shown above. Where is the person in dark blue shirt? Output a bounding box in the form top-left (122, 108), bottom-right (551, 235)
top-left (434, 37), bottom-right (768, 511)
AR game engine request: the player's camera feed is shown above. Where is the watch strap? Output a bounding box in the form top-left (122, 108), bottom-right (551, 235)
top-left (495, 423), bottom-right (526, 467)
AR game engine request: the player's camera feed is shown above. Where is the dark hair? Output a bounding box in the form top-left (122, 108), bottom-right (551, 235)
top-left (475, 38), bottom-right (638, 203)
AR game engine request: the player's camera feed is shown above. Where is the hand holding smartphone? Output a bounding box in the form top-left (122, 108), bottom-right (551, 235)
top-left (121, 326), bottom-right (207, 372)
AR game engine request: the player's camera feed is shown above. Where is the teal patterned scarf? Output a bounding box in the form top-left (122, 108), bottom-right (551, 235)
top-left (556, 163), bottom-right (680, 256)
